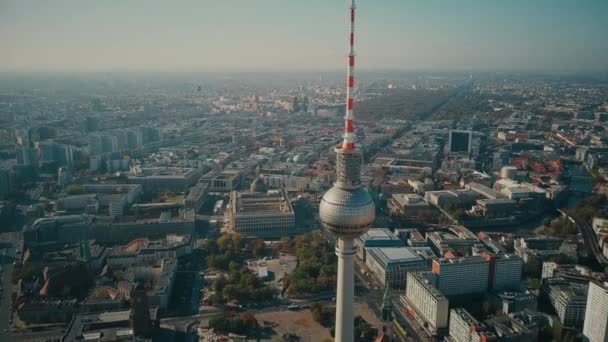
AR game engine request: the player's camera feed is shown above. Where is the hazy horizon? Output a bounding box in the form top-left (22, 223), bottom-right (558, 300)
top-left (2, 0), bottom-right (607, 72)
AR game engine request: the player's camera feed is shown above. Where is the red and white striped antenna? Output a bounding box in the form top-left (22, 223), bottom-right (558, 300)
top-left (341, 0), bottom-right (357, 151)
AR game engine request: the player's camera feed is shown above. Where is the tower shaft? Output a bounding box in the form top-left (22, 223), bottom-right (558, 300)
top-left (335, 238), bottom-right (356, 342)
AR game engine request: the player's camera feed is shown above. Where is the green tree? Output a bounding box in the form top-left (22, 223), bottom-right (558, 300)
top-left (524, 258), bottom-right (542, 278)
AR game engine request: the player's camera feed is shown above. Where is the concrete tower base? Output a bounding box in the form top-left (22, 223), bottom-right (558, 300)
top-left (335, 238), bottom-right (356, 342)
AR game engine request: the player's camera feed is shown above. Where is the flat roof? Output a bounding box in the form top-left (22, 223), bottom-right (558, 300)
top-left (368, 247), bottom-right (423, 264)
top-left (360, 228), bottom-right (400, 242)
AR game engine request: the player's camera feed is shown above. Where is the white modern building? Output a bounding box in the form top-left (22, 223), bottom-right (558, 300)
top-left (403, 272), bottom-right (449, 335)
top-left (448, 308), bottom-right (483, 342)
top-left (583, 281), bottom-right (608, 342)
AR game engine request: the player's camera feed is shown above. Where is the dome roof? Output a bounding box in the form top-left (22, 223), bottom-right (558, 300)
top-left (286, 157), bottom-right (294, 163)
top-left (293, 154), bottom-right (305, 163)
top-left (319, 186), bottom-right (375, 238)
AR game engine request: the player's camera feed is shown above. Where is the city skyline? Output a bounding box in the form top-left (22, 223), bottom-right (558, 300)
top-left (1, 0), bottom-right (608, 72)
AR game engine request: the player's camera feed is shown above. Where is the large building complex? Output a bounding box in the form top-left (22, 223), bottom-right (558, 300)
top-left (200, 169), bottom-right (243, 192)
top-left (228, 189), bottom-right (295, 238)
top-left (128, 167), bottom-right (204, 192)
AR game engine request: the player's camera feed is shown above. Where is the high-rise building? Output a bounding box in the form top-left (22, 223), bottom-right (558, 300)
top-left (583, 281), bottom-right (608, 342)
top-left (38, 141), bottom-right (73, 166)
top-left (14, 128), bottom-right (30, 146)
top-left (432, 257), bottom-right (490, 296)
top-left (0, 168), bottom-right (16, 199)
top-left (402, 272), bottom-right (449, 334)
top-left (318, 1), bottom-right (376, 340)
top-left (448, 308), bottom-right (482, 342)
top-left (16, 147), bottom-right (39, 166)
top-left (126, 129), bottom-right (143, 149)
top-left (102, 135), bottom-right (119, 153)
top-left (542, 278), bottom-right (587, 327)
top-left (483, 253), bottom-right (523, 291)
top-left (130, 284), bottom-right (152, 338)
top-left (85, 116), bottom-right (100, 132)
top-left (39, 141), bottom-right (55, 163)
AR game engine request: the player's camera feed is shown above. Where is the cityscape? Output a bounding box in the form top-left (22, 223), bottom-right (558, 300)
top-left (1, 1), bottom-right (608, 342)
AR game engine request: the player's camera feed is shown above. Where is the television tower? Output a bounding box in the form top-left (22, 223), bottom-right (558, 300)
top-left (318, 0), bottom-right (375, 341)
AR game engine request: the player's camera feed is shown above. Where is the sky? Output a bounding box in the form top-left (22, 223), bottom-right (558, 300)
top-left (1, 0), bottom-right (607, 72)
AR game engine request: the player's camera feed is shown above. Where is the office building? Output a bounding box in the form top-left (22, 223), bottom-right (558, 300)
top-left (432, 257), bottom-right (490, 296)
top-left (583, 281), bottom-right (608, 342)
top-left (16, 147), bottom-right (38, 166)
top-left (107, 234), bottom-right (193, 268)
top-left (200, 169), bottom-right (243, 192)
top-left (366, 247), bottom-right (430, 289)
top-left (228, 189), bottom-right (296, 238)
top-left (128, 167), bottom-right (204, 192)
top-left (39, 141), bottom-right (73, 166)
top-left (62, 308), bottom-right (158, 341)
top-left (185, 182), bottom-right (208, 212)
top-left (542, 262), bottom-right (605, 284)
top-left (483, 253), bottom-right (523, 291)
top-left (542, 278), bottom-right (587, 327)
top-left (389, 193), bottom-right (437, 222)
top-left (355, 228), bottom-right (403, 260)
top-left (498, 291), bottom-right (537, 314)
top-left (0, 168), bottom-right (16, 199)
top-left (403, 272), bottom-right (449, 334)
top-left (448, 308), bottom-right (489, 342)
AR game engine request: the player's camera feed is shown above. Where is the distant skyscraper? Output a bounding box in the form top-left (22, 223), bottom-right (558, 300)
top-left (0, 168), bottom-right (16, 199)
top-left (14, 128), bottom-right (30, 146)
top-left (85, 116), bottom-right (100, 132)
top-left (130, 284), bottom-right (152, 338)
top-left (448, 129), bottom-right (473, 155)
top-left (318, 1), bottom-right (376, 341)
top-left (583, 281), bottom-right (608, 342)
top-left (16, 147), bottom-right (38, 166)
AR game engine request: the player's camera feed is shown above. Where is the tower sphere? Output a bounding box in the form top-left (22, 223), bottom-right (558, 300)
top-left (319, 185), bottom-right (375, 238)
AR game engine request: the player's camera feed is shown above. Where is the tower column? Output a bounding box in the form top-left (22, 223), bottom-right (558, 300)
top-left (335, 237), bottom-right (356, 342)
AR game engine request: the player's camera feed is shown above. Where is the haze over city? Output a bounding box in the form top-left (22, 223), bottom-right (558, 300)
top-left (2, 1), bottom-right (608, 342)
top-left (2, 0), bottom-right (608, 72)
